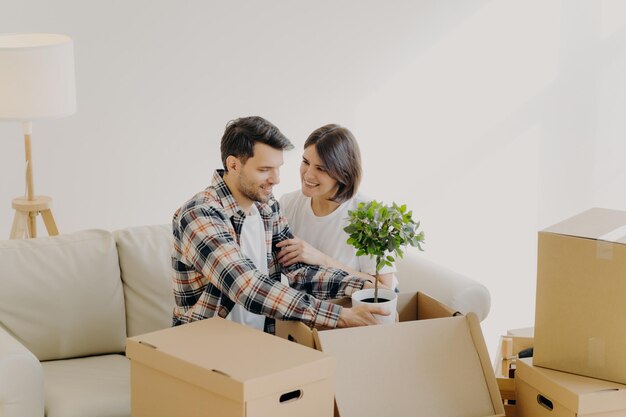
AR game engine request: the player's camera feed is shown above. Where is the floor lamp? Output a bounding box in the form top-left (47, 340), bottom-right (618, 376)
top-left (0, 33), bottom-right (77, 239)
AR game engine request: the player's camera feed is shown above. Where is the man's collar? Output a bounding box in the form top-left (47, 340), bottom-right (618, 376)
top-left (211, 169), bottom-right (275, 218)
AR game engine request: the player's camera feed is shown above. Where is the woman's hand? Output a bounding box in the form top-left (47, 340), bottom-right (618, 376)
top-left (276, 237), bottom-right (329, 267)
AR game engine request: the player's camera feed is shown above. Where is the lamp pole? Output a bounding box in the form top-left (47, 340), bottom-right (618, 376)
top-left (23, 121), bottom-right (38, 236)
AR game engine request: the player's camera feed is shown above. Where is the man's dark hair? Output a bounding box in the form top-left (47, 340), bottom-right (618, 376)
top-left (304, 124), bottom-right (362, 203)
top-left (220, 116), bottom-right (293, 170)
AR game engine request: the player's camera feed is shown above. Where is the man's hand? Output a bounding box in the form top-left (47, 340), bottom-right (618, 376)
top-left (336, 304), bottom-right (390, 328)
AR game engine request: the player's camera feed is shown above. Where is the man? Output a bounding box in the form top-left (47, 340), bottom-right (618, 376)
top-left (172, 116), bottom-right (387, 333)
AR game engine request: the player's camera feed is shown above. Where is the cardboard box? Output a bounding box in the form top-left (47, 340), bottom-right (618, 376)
top-left (126, 318), bottom-right (335, 417)
top-left (493, 327), bottom-right (534, 417)
top-left (278, 292), bottom-right (504, 417)
top-left (516, 358), bottom-right (626, 417)
top-left (534, 208), bottom-right (626, 384)
top-left (507, 326), bottom-right (534, 339)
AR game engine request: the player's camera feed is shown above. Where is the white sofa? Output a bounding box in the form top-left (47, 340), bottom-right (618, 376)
top-left (0, 225), bottom-right (490, 417)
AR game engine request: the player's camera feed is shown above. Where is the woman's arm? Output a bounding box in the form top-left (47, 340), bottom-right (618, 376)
top-left (276, 237), bottom-right (393, 289)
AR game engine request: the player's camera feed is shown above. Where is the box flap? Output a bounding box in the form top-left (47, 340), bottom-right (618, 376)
top-left (518, 358), bottom-right (626, 413)
top-left (542, 207), bottom-right (626, 243)
top-left (397, 291), bottom-right (458, 320)
top-left (314, 314), bottom-right (504, 417)
top-left (466, 313), bottom-right (506, 416)
top-left (126, 318), bottom-right (334, 402)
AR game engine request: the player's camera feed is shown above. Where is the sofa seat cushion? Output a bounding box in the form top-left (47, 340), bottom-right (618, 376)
top-left (42, 354), bottom-right (130, 417)
top-left (0, 229), bottom-right (127, 361)
top-left (114, 225), bottom-right (175, 337)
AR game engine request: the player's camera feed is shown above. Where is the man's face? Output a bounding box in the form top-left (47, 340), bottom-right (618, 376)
top-left (235, 143), bottom-right (283, 204)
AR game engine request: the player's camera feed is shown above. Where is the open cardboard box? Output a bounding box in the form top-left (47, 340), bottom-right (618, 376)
top-left (516, 358), bottom-right (626, 417)
top-left (126, 318), bottom-right (335, 417)
top-left (534, 207), bottom-right (626, 384)
top-left (276, 291), bottom-right (459, 349)
top-left (277, 292), bottom-right (505, 417)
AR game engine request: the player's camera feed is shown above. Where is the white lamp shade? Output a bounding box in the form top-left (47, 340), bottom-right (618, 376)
top-left (0, 33), bottom-right (76, 121)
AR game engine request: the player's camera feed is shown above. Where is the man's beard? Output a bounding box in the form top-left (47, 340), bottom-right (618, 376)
top-left (239, 175), bottom-right (271, 204)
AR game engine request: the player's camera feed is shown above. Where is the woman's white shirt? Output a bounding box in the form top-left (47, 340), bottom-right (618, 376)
top-left (279, 191), bottom-right (397, 287)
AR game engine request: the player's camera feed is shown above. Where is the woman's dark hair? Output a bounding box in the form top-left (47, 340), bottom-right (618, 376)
top-left (304, 124), bottom-right (362, 203)
top-left (220, 116), bottom-right (293, 170)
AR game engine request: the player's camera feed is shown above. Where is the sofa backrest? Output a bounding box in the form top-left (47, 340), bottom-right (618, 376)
top-left (0, 230), bottom-right (127, 361)
top-left (114, 224), bottom-right (175, 337)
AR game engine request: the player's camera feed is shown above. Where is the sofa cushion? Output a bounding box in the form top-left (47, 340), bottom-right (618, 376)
top-left (114, 225), bottom-right (175, 337)
top-left (42, 354), bottom-right (130, 417)
top-left (0, 230), bottom-right (126, 361)
top-left (0, 326), bottom-right (44, 417)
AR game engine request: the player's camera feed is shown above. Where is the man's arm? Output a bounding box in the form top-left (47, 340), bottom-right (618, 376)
top-left (272, 210), bottom-right (367, 300)
top-left (176, 205), bottom-right (345, 328)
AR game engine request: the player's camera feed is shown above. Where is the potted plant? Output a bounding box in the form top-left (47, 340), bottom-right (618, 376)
top-left (344, 200), bottom-right (424, 323)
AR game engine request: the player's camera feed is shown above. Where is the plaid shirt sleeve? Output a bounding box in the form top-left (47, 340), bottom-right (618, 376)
top-left (177, 204), bottom-right (346, 328)
top-left (271, 207), bottom-right (366, 299)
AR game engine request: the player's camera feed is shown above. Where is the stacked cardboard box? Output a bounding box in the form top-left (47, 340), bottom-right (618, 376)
top-left (534, 207), bottom-right (626, 383)
top-left (517, 358), bottom-right (626, 417)
top-left (528, 208), bottom-right (626, 415)
top-left (277, 291), bottom-right (506, 417)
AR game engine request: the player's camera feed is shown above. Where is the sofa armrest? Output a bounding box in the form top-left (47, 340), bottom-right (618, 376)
top-left (0, 326), bottom-right (44, 417)
top-left (395, 250), bottom-right (491, 321)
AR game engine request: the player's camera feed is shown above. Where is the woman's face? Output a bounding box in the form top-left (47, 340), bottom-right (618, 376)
top-left (299, 145), bottom-right (338, 200)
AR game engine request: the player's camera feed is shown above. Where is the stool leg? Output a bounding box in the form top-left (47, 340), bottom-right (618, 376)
top-left (10, 211), bottom-right (29, 239)
top-left (27, 211), bottom-right (37, 238)
top-left (41, 209), bottom-right (59, 236)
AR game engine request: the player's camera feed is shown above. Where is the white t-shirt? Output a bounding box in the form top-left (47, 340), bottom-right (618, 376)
top-left (279, 191), bottom-right (397, 288)
top-left (225, 204), bottom-right (267, 331)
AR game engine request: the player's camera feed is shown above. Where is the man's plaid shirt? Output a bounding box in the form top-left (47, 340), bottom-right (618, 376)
top-left (172, 170), bottom-right (366, 333)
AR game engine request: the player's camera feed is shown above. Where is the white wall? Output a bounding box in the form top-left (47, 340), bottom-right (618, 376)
top-left (2, 0), bottom-right (626, 360)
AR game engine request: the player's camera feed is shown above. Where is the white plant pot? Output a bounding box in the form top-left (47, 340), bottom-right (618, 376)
top-left (351, 288), bottom-right (398, 324)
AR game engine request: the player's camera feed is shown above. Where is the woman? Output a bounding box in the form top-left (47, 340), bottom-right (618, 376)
top-left (278, 124), bottom-right (397, 290)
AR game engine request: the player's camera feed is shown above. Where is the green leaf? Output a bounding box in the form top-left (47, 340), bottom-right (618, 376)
top-left (344, 199), bottom-right (425, 261)
top-left (376, 259), bottom-right (386, 271)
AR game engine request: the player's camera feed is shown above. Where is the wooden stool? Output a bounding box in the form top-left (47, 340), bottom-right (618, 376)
top-left (10, 195), bottom-right (59, 239)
